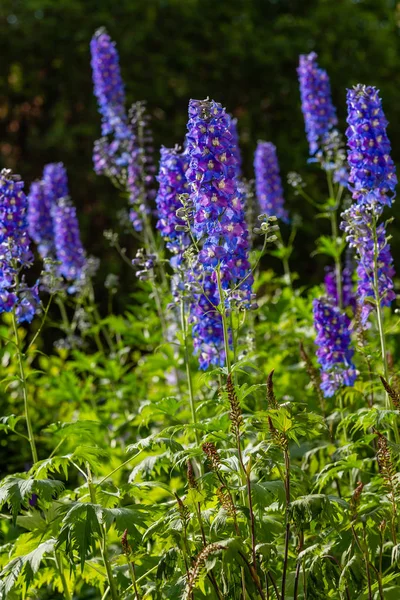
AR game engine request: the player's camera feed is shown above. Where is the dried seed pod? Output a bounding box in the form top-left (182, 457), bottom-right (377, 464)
top-left (202, 442), bottom-right (221, 472)
top-left (267, 370), bottom-right (279, 409)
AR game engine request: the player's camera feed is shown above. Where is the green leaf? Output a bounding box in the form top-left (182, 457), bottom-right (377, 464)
top-left (57, 503), bottom-right (103, 571)
top-left (0, 538), bottom-right (56, 597)
top-left (0, 476), bottom-right (64, 523)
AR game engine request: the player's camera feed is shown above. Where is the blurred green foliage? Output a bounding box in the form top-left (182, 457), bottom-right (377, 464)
top-left (0, 0), bottom-right (400, 282)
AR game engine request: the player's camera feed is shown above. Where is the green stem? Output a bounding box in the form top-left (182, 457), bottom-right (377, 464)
top-left (86, 464), bottom-right (119, 600)
top-left (327, 172), bottom-right (342, 309)
top-left (216, 267), bottom-right (231, 374)
top-left (12, 312), bottom-right (38, 464)
top-left (372, 217), bottom-right (400, 443)
top-left (27, 293), bottom-right (54, 351)
top-left (55, 551), bottom-right (72, 600)
top-left (281, 449), bottom-right (291, 600)
top-left (180, 298), bottom-right (202, 466)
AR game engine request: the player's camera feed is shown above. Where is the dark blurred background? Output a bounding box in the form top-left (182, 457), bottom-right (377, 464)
top-left (0, 0), bottom-right (400, 291)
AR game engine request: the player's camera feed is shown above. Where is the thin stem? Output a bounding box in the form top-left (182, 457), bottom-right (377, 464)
top-left (281, 449), bottom-right (291, 600)
top-left (126, 557), bottom-right (140, 600)
top-left (180, 300), bottom-right (199, 443)
top-left (216, 267), bottom-right (231, 374)
top-left (86, 464), bottom-right (119, 600)
top-left (372, 217), bottom-right (400, 443)
top-left (327, 171), bottom-right (342, 309)
top-left (27, 293), bottom-right (54, 351)
top-left (12, 312), bottom-right (38, 464)
top-left (97, 451), bottom-right (142, 486)
top-left (293, 531), bottom-right (304, 600)
top-left (55, 551), bottom-right (72, 600)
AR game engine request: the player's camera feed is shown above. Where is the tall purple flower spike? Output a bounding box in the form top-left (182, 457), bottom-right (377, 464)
top-left (313, 297), bottom-right (357, 397)
top-left (155, 146), bottom-right (190, 262)
top-left (254, 141), bottom-right (289, 222)
top-left (185, 99), bottom-right (253, 369)
top-left (0, 169), bottom-right (40, 323)
top-left (52, 199), bottom-right (86, 282)
top-left (90, 27), bottom-right (129, 139)
top-left (297, 52), bottom-right (338, 156)
top-left (346, 85), bottom-right (397, 211)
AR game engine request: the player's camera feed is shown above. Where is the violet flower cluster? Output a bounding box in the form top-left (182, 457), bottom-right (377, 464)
top-left (155, 146), bottom-right (190, 261)
top-left (52, 199), bottom-right (86, 282)
top-left (297, 52), bottom-right (338, 156)
top-left (341, 205), bottom-right (395, 325)
top-left (313, 297), bottom-right (357, 397)
top-left (27, 163), bottom-right (87, 285)
top-left (27, 180), bottom-right (54, 259)
top-left (341, 86), bottom-right (396, 324)
top-left (185, 99), bottom-right (253, 369)
top-left (0, 170), bottom-right (40, 323)
top-left (324, 260), bottom-right (356, 312)
top-left (254, 141), bottom-right (289, 222)
top-left (90, 28), bottom-right (129, 140)
top-left (346, 85), bottom-right (397, 210)
top-left (91, 32), bottom-right (154, 233)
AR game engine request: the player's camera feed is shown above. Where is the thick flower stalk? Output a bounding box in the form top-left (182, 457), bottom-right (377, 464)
top-left (254, 141), bottom-right (289, 222)
top-left (155, 146), bottom-right (190, 261)
top-left (185, 99), bottom-right (253, 368)
top-left (297, 52), bottom-right (338, 156)
top-left (52, 199), bottom-right (86, 282)
top-left (312, 297), bottom-right (357, 397)
top-left (0, 169), bottom-right (39, 323)
top-left (90, 27), bottom-right (129, 139)
top-left (346, 85), bottom-right (397, 210)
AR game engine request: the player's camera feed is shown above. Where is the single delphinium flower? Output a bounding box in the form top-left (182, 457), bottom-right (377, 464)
top-left (0, 169), bottom-right (40, 323)
top-left (254, 141), bottom-right (289, 222)
top-left (312, 297), bottom-right (357, 397)
top-left (155, 145), bottom-right (190, 263)
top-left (90, 27), bottom-right (129, 139)
top-left (346, 85), bottom-right (397, 211)
top-left (52, 199), bottom-right (86, 283)
top-left (297, 52), bottom-right (338, 156)
top-left (27, 180), bottom-right (54, 259)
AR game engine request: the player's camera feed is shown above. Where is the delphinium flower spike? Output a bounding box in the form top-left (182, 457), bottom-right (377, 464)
top-left (341, 86), bottom-right (397, 325)
top-left (52, 199), bottom-right (86, 283)
top-left (155, 145), bottom-right (190, 263)
top-left (90, 27), bottom-right (129, 139)
top-left (185, 99), bottom-right (253, 369)
top-left (297, 52), bottom-right (338, 156)
top-left (0, 169), bottom-right (40, 323)
top-left (346, 85), bottom-right (397, 210)
top-left (341, 205), bottom-right (395, 325)
top-left (27, 180), bottom-right (55, 259)
top-left (312, 297), bottom-right (357, 397)
top-left (254, 141), bottom-right (289, 222)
